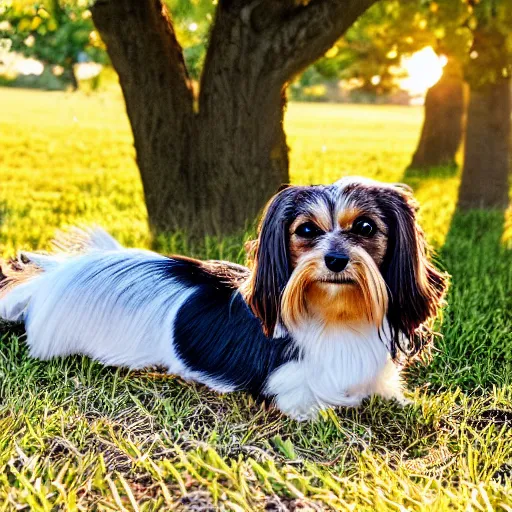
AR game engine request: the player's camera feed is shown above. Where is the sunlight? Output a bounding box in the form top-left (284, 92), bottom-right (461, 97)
top-left (399, 46), bottom-right (447, 96)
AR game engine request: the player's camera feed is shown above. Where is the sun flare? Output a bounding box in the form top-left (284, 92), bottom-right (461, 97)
top-left (399, 46), bottom-right (447, 96)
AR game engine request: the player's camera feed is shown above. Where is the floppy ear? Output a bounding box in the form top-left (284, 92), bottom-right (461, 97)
top-left (378, 185), bottom-right (448, 357)
top-left (245, 186), bottom-right (299, 337)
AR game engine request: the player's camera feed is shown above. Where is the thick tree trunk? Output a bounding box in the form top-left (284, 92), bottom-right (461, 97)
top-left (189, 3), bottom-right (290, 234)
top-left (458, 24), bottom-right (511, 210)
top-left (457, 77), bottom-right (511, 209)
top-left (409, 58), bottom-right (465, 169)
top-left (92, 0), bottom-right (378, 238)
top-left (91, 0), bottom-right (195, 234)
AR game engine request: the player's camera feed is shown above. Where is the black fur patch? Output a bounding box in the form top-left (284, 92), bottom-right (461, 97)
top-left (169, 257), bottom-right (297, 397)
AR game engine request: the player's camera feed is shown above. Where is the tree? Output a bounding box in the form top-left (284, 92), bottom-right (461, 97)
top-left (409, 0), bottom-right (512, 199)
top-left (89, 0), bottom-right (378, 238)
top-left (458, 0), bottom-right (512, 209)
top-left (407, 0), bottom-right (471, 170)
top-left (294, 0), bottom-right (468, 167)
top-left (409, 56), bottom-right (465, 169)
top-left (0, 0), bottom-right (107, 89)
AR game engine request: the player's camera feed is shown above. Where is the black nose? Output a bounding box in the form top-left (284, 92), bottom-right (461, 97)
top-left (324, 252), bottom-right (349, 273)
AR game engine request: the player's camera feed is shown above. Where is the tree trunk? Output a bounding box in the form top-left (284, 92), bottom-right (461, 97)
top-left (457, 77), bottom-right (511, 209)
top-left (409, 58), bottom-right (465, 169)
top-left (92, 0), bottom-right (378, 238)
top-left (458, 24), bottom-right (511, 210)
top-left (189, 3), bottom-right (290, 235)
top-left (91, 0), bottom-right (195, 234)
top-left (68, 65), bottom-right (79, 91)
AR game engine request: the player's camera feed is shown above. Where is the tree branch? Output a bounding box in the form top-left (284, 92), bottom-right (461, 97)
top-left (273, 0), bottom-right (379, 81)
top-left (91, 0), bottom-right (194, 134)
top-left (249, 0), bottom-right (297, 32)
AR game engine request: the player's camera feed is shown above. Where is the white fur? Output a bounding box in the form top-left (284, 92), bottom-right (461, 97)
top-left (266, 321), bottom-right (405, 420)
top-left (1, 229), bottom-right (194, 373)
top-left (23, 250), bottom-right (195, 371)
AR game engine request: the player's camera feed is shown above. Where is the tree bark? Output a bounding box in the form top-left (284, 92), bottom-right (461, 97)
top-left (458, 24), bottom-right (511, 210)
top-left (409, 58), bottom-right (465, 170)
top-left (92, 0), bottom-right (378, 237)
top-left (91, 0), bottom-right (195, 234)
top-left (457, 77), bottom-right (511, 209)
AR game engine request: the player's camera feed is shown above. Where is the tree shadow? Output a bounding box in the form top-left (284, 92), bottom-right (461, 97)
top-left (403, 164), bottom-right (459, 190)
top-left (411, 205), bottom-right (512, 392)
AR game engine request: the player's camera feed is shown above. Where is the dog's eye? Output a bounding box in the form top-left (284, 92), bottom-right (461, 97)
top-left (351, 217), bottom-right (376, 237)
top-left (294, 222), bottom-right (324, 239)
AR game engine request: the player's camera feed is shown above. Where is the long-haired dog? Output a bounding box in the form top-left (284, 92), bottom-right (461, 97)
top-left (0, 177), bottom-right (447, 420)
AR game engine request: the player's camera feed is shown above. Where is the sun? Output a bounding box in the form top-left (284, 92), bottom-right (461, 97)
top-left (399, 46), bottom-right (447, 97)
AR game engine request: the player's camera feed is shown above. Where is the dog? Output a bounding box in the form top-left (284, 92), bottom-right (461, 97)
top-left (0, 177), bottom-right (447, 420)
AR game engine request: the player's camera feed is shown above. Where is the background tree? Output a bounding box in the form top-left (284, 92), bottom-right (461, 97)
top-left (0, 0), bottom-right (107, 89)
top-left (458, 0), bottom-right (512, 209)
top-left (89, 0), bottom-right (378, 238)
top-left (409, 55), bottom-right (465, 169)
top-left (293, 0), bottom-right (467, 168)
top-left (316, 0), bottom-right (469, 169)
top-left (408, 0), bottom-right (470, 169)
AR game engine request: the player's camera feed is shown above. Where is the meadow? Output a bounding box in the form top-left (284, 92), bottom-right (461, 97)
top-left (0, 87), bottom-right (511, 510)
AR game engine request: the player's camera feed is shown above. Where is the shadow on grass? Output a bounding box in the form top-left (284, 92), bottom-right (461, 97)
top-left (401, 164), bottom-right (460, 205)
top-left (403, 163), bottom-right (459, 188)
top-left (410, 207), bottom-right (512, 392)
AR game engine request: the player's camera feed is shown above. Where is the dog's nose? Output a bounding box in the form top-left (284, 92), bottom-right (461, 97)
top-left (324, 252), bottom-right (349, 273)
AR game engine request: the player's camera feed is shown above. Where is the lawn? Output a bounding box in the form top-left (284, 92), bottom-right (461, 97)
top-left (0, 87), bottom-right (511, 511)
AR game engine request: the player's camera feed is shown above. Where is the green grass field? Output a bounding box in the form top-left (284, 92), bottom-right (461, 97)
top-left (0, 87), bottom-right (511, 510)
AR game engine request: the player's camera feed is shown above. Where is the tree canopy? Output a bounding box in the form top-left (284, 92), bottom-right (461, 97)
top-left (0, 0), bottom-right (107, 87)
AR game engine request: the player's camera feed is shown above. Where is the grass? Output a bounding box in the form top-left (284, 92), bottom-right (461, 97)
top-left (0, 87), bottom-right (511, 510)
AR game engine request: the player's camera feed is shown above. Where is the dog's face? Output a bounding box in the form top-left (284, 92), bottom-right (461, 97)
top-left (246, 177), bottom-right (448, 358)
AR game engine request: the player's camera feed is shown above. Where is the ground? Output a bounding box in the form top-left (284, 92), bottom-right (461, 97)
top-left (0, 87), bottom-right (511, 511)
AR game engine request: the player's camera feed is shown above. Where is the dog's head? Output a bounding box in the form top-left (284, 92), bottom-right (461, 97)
top-left (244, 177), bottom-right (448, 358)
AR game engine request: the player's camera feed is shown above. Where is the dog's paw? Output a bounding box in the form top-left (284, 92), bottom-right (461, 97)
top-left (274, 389), bottom-right (320, 421)
top-left (288, 408), bottom-right (319, 422)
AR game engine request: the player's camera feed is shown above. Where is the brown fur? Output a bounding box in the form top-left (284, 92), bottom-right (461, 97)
top-left (282, 246), bottom-right (388, 329)
top-left (336, 207), bottom-right (364, 230)
top-left (0, 257), bottom-right (41, 299)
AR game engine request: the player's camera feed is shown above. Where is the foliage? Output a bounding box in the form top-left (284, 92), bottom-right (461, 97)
top-left (2, 0), bottom-right (511, 95)
top-left (1, 88), bottom-right (512, 508)
top-left (307, 0), bottom-right (428, 95)
top-left (0, 0), bottom-right (107, 86)
top-left (165, 0), bottom-right (214, 81)
top-left (302, 0), bottom-right (512, 96)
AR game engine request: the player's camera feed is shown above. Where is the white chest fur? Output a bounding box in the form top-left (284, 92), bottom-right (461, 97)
top-left (265, 322), bottom-right (405, 420)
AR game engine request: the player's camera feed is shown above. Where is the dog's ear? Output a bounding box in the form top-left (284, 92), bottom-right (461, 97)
top-left (245, 186), bottom-right (299, 337)
top-left (378, 184), bottom-right (448, 357)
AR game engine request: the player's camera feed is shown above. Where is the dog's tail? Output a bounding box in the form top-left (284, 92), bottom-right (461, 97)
top-left (0, 227), bottom-right (122, 322)
top-left (51, 226), bottom-right (123, 254)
